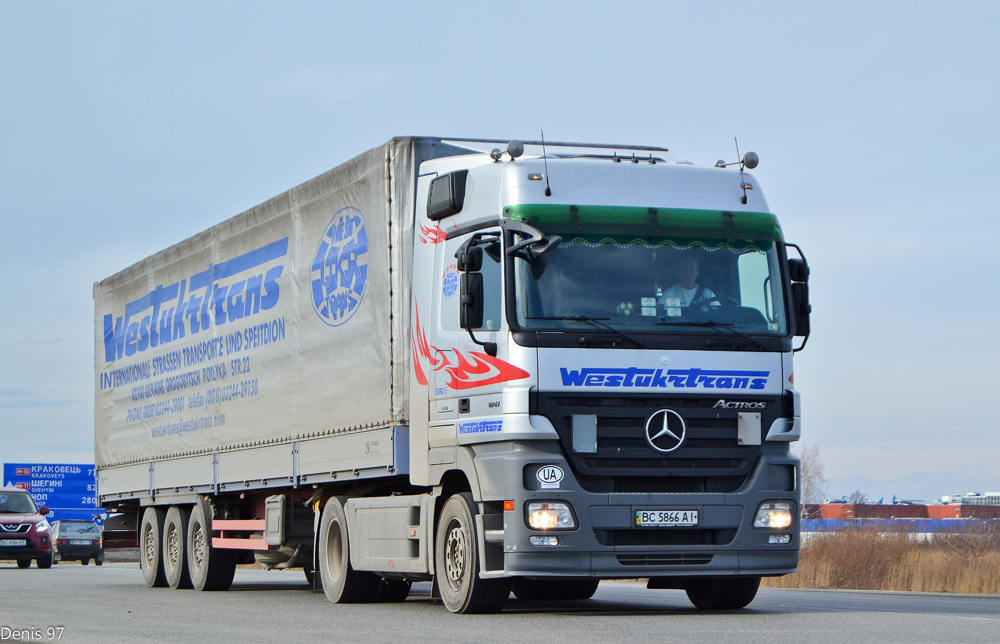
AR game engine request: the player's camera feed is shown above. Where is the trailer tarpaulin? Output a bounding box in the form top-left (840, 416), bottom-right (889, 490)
top-left (94, 140), bottom-right (421, 466)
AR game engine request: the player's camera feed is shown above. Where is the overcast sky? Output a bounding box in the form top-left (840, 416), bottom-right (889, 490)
top-left (2, 1), bottom-right (997, 502)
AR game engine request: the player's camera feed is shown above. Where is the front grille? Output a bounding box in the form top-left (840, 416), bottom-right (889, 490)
top-left (0, 524), bottom-right (29, 534)
top-left (596, 529), bottom-right (737, 547)
top-left (617, 554), bottom-right (714, 566)
top-left (534, 392), bottom-right (783, 493)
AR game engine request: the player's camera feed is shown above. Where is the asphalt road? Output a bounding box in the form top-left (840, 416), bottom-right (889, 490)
top-left (1, 562), bottom-right (998, 644)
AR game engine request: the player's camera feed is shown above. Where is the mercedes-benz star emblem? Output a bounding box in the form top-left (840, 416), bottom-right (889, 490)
top-left (645, 409), bottom-right (686, 453)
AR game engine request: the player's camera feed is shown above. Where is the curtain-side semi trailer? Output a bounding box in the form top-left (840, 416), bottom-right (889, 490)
top-left (94, 136), bottom-right (811, 613)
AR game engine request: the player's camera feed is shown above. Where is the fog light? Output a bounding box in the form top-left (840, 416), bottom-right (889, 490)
top-left (754, 501), bottom-right (794, 529)
top-left (526, 502), bottom-right (576, 530)
top-left (769, 534), bottom-right (792, 544)
top-left (530, 536), bottom-right (559, 546)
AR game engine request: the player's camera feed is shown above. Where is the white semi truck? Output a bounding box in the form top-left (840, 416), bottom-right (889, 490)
top-left (94, 136), bottom-right (810, 613)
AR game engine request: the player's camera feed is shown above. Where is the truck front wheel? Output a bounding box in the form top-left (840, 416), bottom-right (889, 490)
top-left (318, 497), bottom-right (380, 603)
top-left (186, 498), bottom-right (236, 591)
top-left (435, 493), bottom-right (510, 614)
top-left (685, 576), bottom-right (761, 610)
top-left (140, 507), bottom-right (168, 587)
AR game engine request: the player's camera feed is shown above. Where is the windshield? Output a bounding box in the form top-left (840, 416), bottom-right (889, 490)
top-left (0, 492), bottom-right (38, 513)
top-left (510, 206), bottom-right (788, 336)
top-left (59, 522), bottom-right (100, 534)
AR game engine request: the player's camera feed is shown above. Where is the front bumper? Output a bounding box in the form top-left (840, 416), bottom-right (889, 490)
top-left (473, 441), bottom-right (800, 578)
top-left (0, 536), bottom-right (50, 560)
top-left (54, 544), bottom-right (104, 561)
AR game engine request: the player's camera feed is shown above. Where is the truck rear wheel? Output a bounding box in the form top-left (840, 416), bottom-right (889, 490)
top-left (435, 493), bottom-right (510, 614)
top-left (318, 497), bottom-right (380, 603)
top-left (685, 576), bottom-right (761, 610)
top-left (186, 498), bottom-right (236, 591)
top-left (163, 506), bottom-right (193, 589)
top-left (140, 507), bottom-right (168, 587)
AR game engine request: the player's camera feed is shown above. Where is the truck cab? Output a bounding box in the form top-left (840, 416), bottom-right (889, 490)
top-left (407, 141), bottom-right (808, 611)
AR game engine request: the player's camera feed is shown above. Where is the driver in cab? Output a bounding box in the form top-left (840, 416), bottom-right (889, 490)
top-left (659, 255), bottom-right (718, 311)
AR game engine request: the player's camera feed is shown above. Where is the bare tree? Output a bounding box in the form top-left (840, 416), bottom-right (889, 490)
top-left (797, 444), bottom-right (829, 507)
top-left (847, 489), bottom-right (870, 505)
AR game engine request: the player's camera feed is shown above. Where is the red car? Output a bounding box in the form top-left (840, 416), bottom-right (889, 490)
top-left (0, 486), bottom-right (53, 568)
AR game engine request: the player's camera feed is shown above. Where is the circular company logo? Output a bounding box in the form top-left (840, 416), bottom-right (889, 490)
top-left (311, 207), bottom-right (369, 327)
top-left (442, 264), bottom-right (459, 299)
top-left (644, 409), bottom-right (687, 453)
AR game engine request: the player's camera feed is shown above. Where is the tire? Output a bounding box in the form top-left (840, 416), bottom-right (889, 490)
top-left (95, 560), bottom-right (103, 566)
top-left (37, 551), bottom-right (53, 569)
top-left (318, 497), bottom-right (380, 603)
top-left (163, 506), bottom-right (193, 589)
top-left (435, 493), bottom-right (510, 614)
top-left (511, 579), bottom-right (599, 601)
top-left (81, 558), bottom-right (89, 566)
top-left (685, 576), bottom-right (761, 610)
top-left (186, 498), bottom-right (236, 591)
top-left (560, 579), bottom-right (600, 600)
top-left (140, 507), bottom-right (168, 587)
top-left (17, 559), bottom-right (31, 569)
top-left (374, 578), bottom-right (412, 603)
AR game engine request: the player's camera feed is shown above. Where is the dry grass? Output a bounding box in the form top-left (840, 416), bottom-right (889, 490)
top-left (762, 522), bottom-right (1000, 594)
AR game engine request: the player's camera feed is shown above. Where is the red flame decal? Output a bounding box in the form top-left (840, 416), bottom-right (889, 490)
top-left (412, 303), bottom-right (529, 389)
top-left (418, 222), bottom-right (448, 245)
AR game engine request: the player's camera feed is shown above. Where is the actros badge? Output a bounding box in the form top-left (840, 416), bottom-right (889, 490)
top-left (645, 409), bottom-right (686, 453)
top-left (311, 207), bottom-right (369, 326)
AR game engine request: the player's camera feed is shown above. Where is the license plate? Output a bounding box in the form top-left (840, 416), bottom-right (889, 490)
top-left (635, 510), bottom-right (699, 527)
top-left (71, 540), bottom-right (92, 545)
top-left (1, 539), bottom-right (27, 547)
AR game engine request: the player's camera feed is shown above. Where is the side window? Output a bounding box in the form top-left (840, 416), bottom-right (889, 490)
top-left (439, 232), bottom-right (503, 332)
top-left (479, 238), bottom-right (502, 331)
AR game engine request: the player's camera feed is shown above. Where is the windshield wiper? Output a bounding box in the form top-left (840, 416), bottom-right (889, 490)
top-left (656, 319), bottom-right (769, 351)
top-left (526, 316), bottom-right (645, 348)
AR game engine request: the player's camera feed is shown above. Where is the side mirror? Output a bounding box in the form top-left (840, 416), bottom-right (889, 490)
top-left (788, 258), bottom-right (810, 282)
top-left (39, 506), bottom-right (50, 516)
top-left (456, 245), bottom-right (483, 272)
top-left (460, 272), bottom-right (484, 330)
top-left (791, 282), bottom-right (811, 338)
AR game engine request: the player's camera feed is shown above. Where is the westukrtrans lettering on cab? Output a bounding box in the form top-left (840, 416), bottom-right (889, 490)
top-left (559, 367), bottom-right (769, 390)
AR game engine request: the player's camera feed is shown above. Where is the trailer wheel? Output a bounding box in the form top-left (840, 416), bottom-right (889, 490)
top-left (163, 506), bottom-right (193, 589)
top-left (140, 507), bottom-right (168, 587)
top-left (435, 493), bottom-right (510, 614)
top-left (318, 497), bottom-right (380, 603)
top-left (187, 498), bottom-right (236, 591)
top-left (685, 576), bottom-right (761, 610)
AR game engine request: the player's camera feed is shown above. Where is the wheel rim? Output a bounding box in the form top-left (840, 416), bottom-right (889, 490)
top-left (191, 521), bottom-right (205, 574)
top-left (443, 518), bottom-right (467, 592)
top-left (325, 518), bottom-right (344, 580)
top-left (142, 522), bottom-right (156, 570)
top-left (166, 523), bottom-right (179, 572)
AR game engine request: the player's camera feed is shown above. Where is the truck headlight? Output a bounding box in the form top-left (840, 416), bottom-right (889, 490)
top-left (753, 501), bottom-right (794, 529)
top-left (526, 502), bottom-right (576, 530)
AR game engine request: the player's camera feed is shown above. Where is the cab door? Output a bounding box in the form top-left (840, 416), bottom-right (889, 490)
top-left (428, 227), bottom-right (511, 448)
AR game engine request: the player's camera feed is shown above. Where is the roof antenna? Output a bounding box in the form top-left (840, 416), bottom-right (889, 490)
top-left (541, 130), bottom-right (552, 197)
top-left (734, 138), bottom-right (749, 204)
